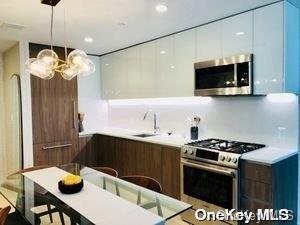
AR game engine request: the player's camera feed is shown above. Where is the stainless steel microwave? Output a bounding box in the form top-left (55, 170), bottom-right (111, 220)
top-left (194, 53), bottom-right (253, 96)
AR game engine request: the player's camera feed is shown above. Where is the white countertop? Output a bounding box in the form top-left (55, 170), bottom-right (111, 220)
top-left (241, 146), bottom-right (298, 165)
top-left (80, 127), bottom-right (298, 164)
top-left (79, 127), bottom-right (187, 148)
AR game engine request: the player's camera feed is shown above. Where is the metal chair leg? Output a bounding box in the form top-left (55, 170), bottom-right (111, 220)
top-left (46, 204), bottom-right (53, 223)
top-left (103, 177), bottom-right (107, 189)
top-left (115, 181), bottom-right (120, 196)
top-left (59, 211), bottom-right (66, 225)
top-left (156, 197), bottom-right (163, 217)
top-left (137, 190), bottom-right (141, 205)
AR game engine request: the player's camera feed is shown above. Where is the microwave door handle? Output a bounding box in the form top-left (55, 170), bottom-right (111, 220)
top-left (182, 160), bottom-right (236, 178)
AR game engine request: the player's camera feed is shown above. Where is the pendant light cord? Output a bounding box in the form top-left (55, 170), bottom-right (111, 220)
top-left (63, 0), bottom-right (68, 61)
top-left (50, 4), bottom-right (54, 51)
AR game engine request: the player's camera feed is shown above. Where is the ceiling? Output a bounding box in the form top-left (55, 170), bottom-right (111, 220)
top-left (0, 40), bottom-right (17, 53)
top-left (0, 0), bottom-right (279, 55)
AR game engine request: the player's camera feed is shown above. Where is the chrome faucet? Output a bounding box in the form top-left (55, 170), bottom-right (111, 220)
top-left (143, 110), bottom-right (160, 134)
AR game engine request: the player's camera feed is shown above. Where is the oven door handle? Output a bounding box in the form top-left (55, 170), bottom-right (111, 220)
top-left (182, 160), bottom-right (236, 178)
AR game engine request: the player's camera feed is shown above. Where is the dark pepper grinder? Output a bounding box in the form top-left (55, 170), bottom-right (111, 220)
top-left (78, 113), bottom-right (85, 133)
top-left (191, 126), bottom-right (198, 140)
top-left (190, 116), bottom-right (201, 140)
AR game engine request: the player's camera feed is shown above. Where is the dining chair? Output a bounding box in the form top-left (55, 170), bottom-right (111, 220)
top-left (6, 165), bottom-right (53, 179)
top-left (92, 167), bottom-right (118, 177)
top-left (92, 167), bottom-right (119, 194)
top-left (120, 175), bottom-right (163, 217)
top-left (0, 206), bottom-right (11, 225)
top-left (5, 165), bottom-right (65, 225)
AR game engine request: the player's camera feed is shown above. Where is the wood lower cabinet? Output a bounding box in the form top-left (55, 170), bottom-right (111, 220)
top-left (78, 134), bottom-right (181, 199)
top-left (75, 135), bottom-right (100, 166)
top-left (161, 146), bottom-right (181, 199)
top-left (240, 154), bottom-right (298, 225)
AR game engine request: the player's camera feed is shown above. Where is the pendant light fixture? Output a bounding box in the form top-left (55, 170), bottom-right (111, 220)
top-left (25, 0), bottom-right (95, 80)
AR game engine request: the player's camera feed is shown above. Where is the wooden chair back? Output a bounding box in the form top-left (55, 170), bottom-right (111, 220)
top-left (92, 167), bottom-right (119, 177)
top-left (7, 165), bottom-right (53, 179)
top-left (0, 206), bottom-right (11, 225)
top-left (121, 175), bottom-right (162, 193)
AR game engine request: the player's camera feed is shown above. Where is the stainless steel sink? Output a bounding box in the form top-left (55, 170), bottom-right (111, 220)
top-left (132, 133), bottom-right (158, 138)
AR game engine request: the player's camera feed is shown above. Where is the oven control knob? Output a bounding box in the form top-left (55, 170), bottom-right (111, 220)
top-left (232, 157), bottom-right (238, 163)
top-left (183, 148), bottom-right (188, 154)
top-left (226, 156), bottom-right (231, 162)
top-left (188, 149), bottom-right (194, 155)
top-left (219, 155), bottom-right (225, 161)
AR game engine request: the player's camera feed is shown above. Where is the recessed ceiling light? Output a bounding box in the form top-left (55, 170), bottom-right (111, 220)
top-left (236, 31), bottom-right (245, 36)
top-left (160, 50), bottom-right (166, 54)
top-left (84, 37), bottom-right (94, 43)
top-left (156, 4), bottom-right (168, 13)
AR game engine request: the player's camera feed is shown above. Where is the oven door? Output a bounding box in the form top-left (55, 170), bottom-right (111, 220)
top-left (181, 158), bottom-right (238, 224)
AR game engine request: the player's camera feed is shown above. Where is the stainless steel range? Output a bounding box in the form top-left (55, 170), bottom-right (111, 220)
top-left (180, 138), bottom-right (265, 225)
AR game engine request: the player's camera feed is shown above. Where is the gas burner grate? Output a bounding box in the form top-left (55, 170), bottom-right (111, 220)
top-left (186, 138), bottom-right (265, 154)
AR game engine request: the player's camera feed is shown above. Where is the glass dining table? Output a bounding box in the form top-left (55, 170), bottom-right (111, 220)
top-left (0, 163), bottom-right (191, 225)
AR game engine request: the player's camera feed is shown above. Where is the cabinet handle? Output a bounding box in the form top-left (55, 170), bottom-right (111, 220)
top-left (72, 100), bottom-right (76, 129)
top-left (43, 143), bottom-right (72, 150)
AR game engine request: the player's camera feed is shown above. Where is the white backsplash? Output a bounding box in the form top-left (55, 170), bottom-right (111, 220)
top-left (78, 56), bottom-right (108, 132)
top-left (108, 95), bottom-right (299, 149)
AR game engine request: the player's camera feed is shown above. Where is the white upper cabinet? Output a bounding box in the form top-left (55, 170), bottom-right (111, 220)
top-left (253, 3), bottom-right (284, 94)
top-left (196, 12), bottom-right (253, 61)
top-left (101, 2), bottom-right (299, 99)
top-left (253, 2), bottom-right (299, 94)
top-left (101, 50), bottom-right (127, 99)
top-left (196, 21), bottom-right (222, 61)
top-left (155, 36), bottom-right (175, 97)
top-left (173, 30), bottom-right (195, 96)
top-left (140, 41), bottom-right (157, 98)
top-left (100, 54), bottom-right (114, 99)
top-left (127, 46), bottom-right (141, 98)
top-left (222, 12), bottom-right (253, 57)
top-left (111, 50), bottom-right (128, 99)
top-left (283, 2), bottom-right (299, 94)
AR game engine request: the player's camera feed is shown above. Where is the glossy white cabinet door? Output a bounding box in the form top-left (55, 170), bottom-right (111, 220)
top-left (253, 2), bottom-right (284, 94)
top-left (222, 11), bottom-right (253, 57)
top-left (100, 54), bottom-right (115, 99)
top-left (112, 50), bottom-right (128, 99)
top-left (196, 21), bottom-right (222, 62)
top-left (173, 30), bottom-right (195, 96)
top-left (284, 2), bottom-right (300, 94)
top-left (127, 46), bottom-right (141, 98)
top-left (140, 41), bottom-right (156, 98)
top-left (155, 36), bottom-right (175, 97)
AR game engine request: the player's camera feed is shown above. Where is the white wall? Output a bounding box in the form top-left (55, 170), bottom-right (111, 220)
top-left (0, 53), bottom-right (6, 184)
top-left (19, 41), bottom-right (33, 168)
top-left (108, 95), bottom-right (299, 149)
top-left (77, 55), bottom-right (108, 132)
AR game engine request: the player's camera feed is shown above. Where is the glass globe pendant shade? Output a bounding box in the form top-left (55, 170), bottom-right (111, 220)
top-left (25, 58), bottom-right (55, 79)
top-left (77, 58), bottom-right (96, 76)
top-left (37, 49), bottom-right (59, 68)
top-left (67, 49), bottom-right (88, 67)
top-left (60, 64), bottom-right (78, 80)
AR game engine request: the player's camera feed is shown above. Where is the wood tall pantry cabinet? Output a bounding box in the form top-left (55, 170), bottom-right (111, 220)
top-left (30, 43), bottom-right (79, 166)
